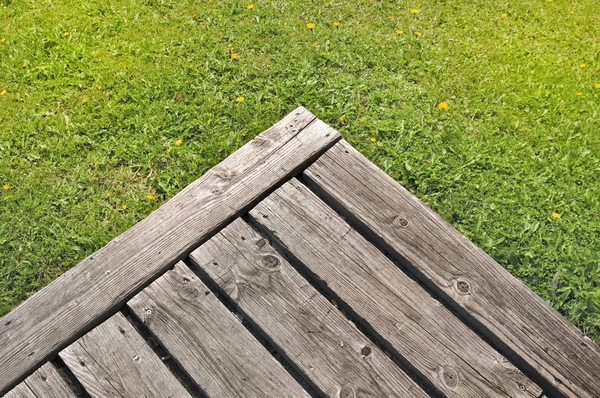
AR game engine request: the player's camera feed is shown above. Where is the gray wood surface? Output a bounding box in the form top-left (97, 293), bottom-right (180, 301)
top-left (302, 139), bottom-right (600, 398)
top-left (250, 179), bottom-right (542, 397)
top-left (127, 262), bottom-right (310, 398)
top-left (0, 106), bottom-right (340, 394)
top-left (23, 362), bottom-right (77, 398)
top-left (59, 312), bottom-right (191, 398)
top-left (5, 362), bottom-right (77, 398)
top-left (4, 383), bottom-right (36, 398)
top-left (189, 218), bottom-right (429, 398)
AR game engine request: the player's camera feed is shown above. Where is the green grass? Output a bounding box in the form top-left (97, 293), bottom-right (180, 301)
top-left (1, 0), bottom-right (599, 342)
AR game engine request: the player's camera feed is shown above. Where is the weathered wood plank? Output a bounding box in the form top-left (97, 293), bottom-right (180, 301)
top-left (189, 218), bottom-right (430, 398)
top-left (127, 262), bottom-right (310, 398)
top-left (0, 107), bottom-right (340, 394)
top-left (5, 362), bottom-right (77, 398)
top-left (4, 383), bottom-right (37, 398)
top-left (302, 139), bottom-right (600, 398)
top-left (250, 178), bottom-right (542, 397)
top-left (23, 362), bottom-right (78, 398)
top-left (59, 312), bottom-right (191, 398)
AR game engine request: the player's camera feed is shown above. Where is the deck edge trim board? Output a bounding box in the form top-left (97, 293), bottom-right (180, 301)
top-left (0, 106), bottom-right (340, 395)
top-left (302, 139), bottom-right (600, 398)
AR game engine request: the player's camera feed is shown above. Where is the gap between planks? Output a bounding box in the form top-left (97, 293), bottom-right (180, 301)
top-left (0, 106), bottom-right (340, 395)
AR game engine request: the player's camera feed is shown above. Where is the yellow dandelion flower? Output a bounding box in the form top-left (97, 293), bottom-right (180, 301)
top-left (414, 31), bottom-right (422, 37)
top-left (333, 21), bottom-right (340, 27)
top-left (122, 205), bottom-right (127, 210)
top-left (580, 63), bottom-right (586, 68)
top-left (370, 137), bottom-right (377, 143)
top-left (410, 9), bottom-right (419, 14)
top-left (63, 32), bottom-right (69, 37)
top-left (552, 212), bottom-right (561, 219)
top-left (147, 194), bottom-right (155, 201)
top-left (307, 23), bottom-right (316, 29)
top-left (395, 29), bottom-right (404, 35)
top-left (438, 101), bottom-right (449, 110)
top-left (82, 97), bottom-right (88, 104)
top-left (231, 53), bottom-right (238, 59)
top-left (167, 148), bottom-right (172, 153)
top-left (192, 14), bottom-right (198, 20)
top-left (0, 37), bottom-right (6, 43)
top-left (311, 42), bottom-right (317, 48)
top-left (247, 4), bottom-right (254, 9)
top-left (236, 96), bottom-right (245, 103)
top-left (1, 89), bottom-right (6, 96)
top-left (501, 13), bottom-right (507, 18)
top-left (175, 139), bottom-right (183, 146)
top-left (22, 63), bottom-right (28, 68)
top-left (3, 184), bottom-right (10, 190)
top-left (577, 92), bottom-right (583, 96)
top-left (595, 83), bottom-right (600, 89)
top-left (339, 115), bottom-right (346, 122)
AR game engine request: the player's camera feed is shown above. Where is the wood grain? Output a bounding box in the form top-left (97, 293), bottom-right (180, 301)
top-left (60, 312), bottom-right (191, 398)
top-left (302, 139), bottom-right (600, 398)
top-left (189, 218), bottom-right (430, 398)
top-left (250, 178), bottom-right (542, 397)
top-left (23, 362), bottom-right (77, 398)
top-left (5, 362), bottom-right (77, 398)
top-left (127, 262), bottom-right (310, 398)
top-left (4, 383), bottom-right (37, 398)
top-left (0, 106), bottom-right (340, 394)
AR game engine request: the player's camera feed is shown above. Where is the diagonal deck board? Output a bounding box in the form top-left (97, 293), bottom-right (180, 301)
top-left (20, 363), bottom-right (77, 398)
top-left (250, 178), bottom-right (542, 397)
top-left (5, 363), bottom-right (76, 398)
top-left (127, 262), bottom-right (310, 398)
top-left (302, 139), bottom-right (600, 397)
top-left (4, 383), bottom-right (36, 398)
top-left (189, 218), bottom-right (430, 398)
top-left (0, 106), bottom-right (340, 394)
top-left (59, 312), bottom-right (191, 398)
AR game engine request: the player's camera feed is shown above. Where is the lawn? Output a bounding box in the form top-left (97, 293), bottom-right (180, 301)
top-left (1, 0), bottom-right (599, 343)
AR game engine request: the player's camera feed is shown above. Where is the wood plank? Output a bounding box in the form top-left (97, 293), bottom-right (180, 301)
top-left (0, 106), bottom-right (340, 394)
top-left (302, 139), bottom-right (600, 398)
top-left (5, 362), bottom-right (77, 398)
top-left (23, 362), bottom-right (78, 398)
top-left (189, 218), bottom-right (430, 398)
top-left (59, 312), bottom-right (191, 398)
top-left (4, 384), bottom-right (36, 398)
top-left (127, 262), bottom-right (310, 398)
top-left (250, 179), bottom-right (543, 398)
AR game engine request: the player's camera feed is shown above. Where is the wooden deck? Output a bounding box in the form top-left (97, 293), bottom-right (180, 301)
top-left (1, 107), bottom-right (599, 398)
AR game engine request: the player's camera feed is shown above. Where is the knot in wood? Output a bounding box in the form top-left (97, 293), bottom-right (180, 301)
top-left (179, 285), bottom-right (199, 301)
top-left (442, 367), bottom-right (459, 389)
top-left (255, 238), bottom-right (266, 248)
top-left (260, 254), bottom-right (280, 269)
top-left (360, 346), bottom-right (372, 356)
top-left (211, 187), bottom-right (222, 195)
top-left (455, 279), bottom-right (471, 295)
top-left (215, 168), bottom-right (232, 180)
top-left (339, 385), bottom-right (356, 398)
top-left (392, 216), bottom-right (409, 228)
